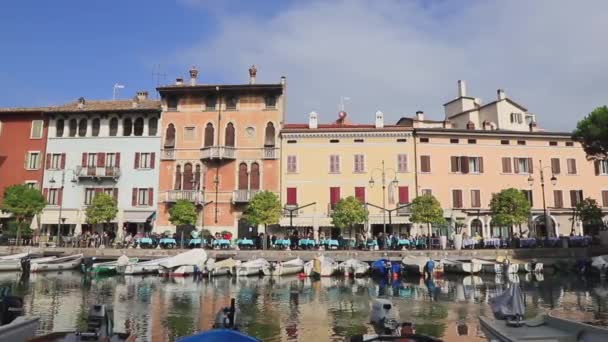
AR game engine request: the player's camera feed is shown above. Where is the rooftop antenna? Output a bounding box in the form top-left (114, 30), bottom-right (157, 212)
top-left (113, 83), bottom-right (125, 100)
top-left (339, 96), bottom-right (351, 111)
top-left (152, 64), bottom-right (167, 99)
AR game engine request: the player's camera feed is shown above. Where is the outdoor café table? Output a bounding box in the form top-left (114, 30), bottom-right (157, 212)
top-left (415, 239), bottom-right (427, 249)
top-left (298, 239), bottom-right (316, 249)
top-left (484, 238), bottom-right (501, 248)
top-left (341, 238), bottom-right (356, 249)
top-left (188, 238), bottom-right (204, 247)
top-left (519, 238), bottom-right (537, 248)
top-left (543, 237), bottom-right (560, 248)
top-left (320, 239), bottom-right (339, 249)
top-left (397, 239), bottom-right (411, 248)
top-left (237, 239), bottom-right (254, 249)
top-left (274, 239), bottom-right (291, 249)
top-left (138, 237), bottom-right (153, 246)
top-left (463, 239), bottom-right (476, 249)
top-left (159, 238), bottom-right (177, 248)
top-left (569, 236), bottom-right (591, 247)
top-left (366, 240), bottom-right (378, 249)
top-left (212, 239), bottom-right (231, 249)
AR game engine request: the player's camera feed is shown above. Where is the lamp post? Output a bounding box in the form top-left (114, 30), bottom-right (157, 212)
top-left (527, 160), bottom-right (557, 237)
top-left (49, 169), bottom-right (77, 247)
top-left (369, 160), bottom-right (398, 235)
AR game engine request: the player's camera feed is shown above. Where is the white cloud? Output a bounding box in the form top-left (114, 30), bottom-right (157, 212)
top-left (174, 0), bottom-right (608, 130)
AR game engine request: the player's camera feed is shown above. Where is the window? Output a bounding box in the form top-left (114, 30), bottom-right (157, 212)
top-left (286, 188), bottom-right (297, 205)
top-left (183, 127), bottom-right (196, 141)
top-left (397, 154), bottom-right (408, 173)
top-left (500, 140), bottom-right (509, 145)
top-left (554, 190), bottom-right (563, 208)
top-left (287, 155), bottom-right (297, 173)
top-left (226, 96), bottom-right (238, 110)
top-left (567, 158), bottom-right (577, 174)
top-left (450, 138), bottom-right (459, 144)
top-left (354, 139), bottom-right (364, 143)
top-left (56, 119), bottom-right (64, 137)
top-left (566, 141), bottom-right (574, 147)
top-left (501, 157), bottom-right (512, 173)
top-left (103, 188), bottom-right (116, 199)
top-left (164, 124), bottom-right (176, 148)
top-left (265, 123), bottom-right (276, 147)
top-left (78, 119), bottom-right (87, 137)
top-left (450, 156), bottom-right (483, 174)
top-left (24, 181), bottom-right (38, 190)
top-left (396, 138), bottom-right (407, 143)
top-left (597, 160), bottom-right (608, 175)
top-left (149, 117), bottom-right (158, 136)
top-left (398, 186), bottom-right (409, 204)
top-left (514, 157), bottom-right (533, 174)
top-left (420, 137), bottom-right (429, 143)
top-left (265, 95), bottom-right (277, 109)
top-left (510, 113), bottom-right (523, 123)
top-left (602, 191), bottom-right (608, 207)
top-left (84, 188), bottom-right (96, 205)
top-left (452, 189), bottom-right (463, 208)
top-left (330, 139), bottom-right (340, 143)
top-left (167, 96), bottom-right (178, 110)
top-left (551, 158), bottom-right (561, 174)
top-left (517, 140), bottom-right (526, 145)
top-left (26, 152), bottom-right (40, 170)
top-left (225, 123), bottom-right (235, 147)
top-left (87, 153), bottom-right (97, 167)
top-left (354, 154), bottom-right (365, 173)
top-left (0, 120), bottom-right (3, 136)
top-left (250, 163), bottom-right (260, 190)
top-left (329, 155), bottom-right (340, 173)
top-left (138, 188), bottom-right (149, 206)
top-left (31, 120), bottom-right (43, 138)
top-left (471, 190), bottom-right (481, 208)
top-left (91, 118), bottom-right (100, 136)
top-left (549, 141), bottom-right (558, 146)
top-left (134, 118), bottom-right (144, 136)
top-left (468, 139), bottom-right (477, 144)
top-left (204, 123), bottom-right (214, 147)
top-left (421, 189), bottom-right (432, 196)
top-left (109, 118), bottom-right (118, 136)
top-left (106, 153), bottom-right (116, 167)
top-left (123, 118), bottom-right (132, 136)
top-left (287, 140), bottom-right (297, 144)
top-left (570, 190), bottom-right (583, 207)
top-left (238, 163), bottom-right (248, 190)
top-left (355, 187), bottom-right (366, 203)
top-left (49, 153), bottom-right (62, 169)
top-left (135, 152), bottom-right (154, 169)
top-left (47, 188), bottom-right (59, 205)
top-left (420, 155), bottom-right (431, 173)
top-left (132, 188), bottom-right (153, 206)
top-left (205, 96), bottom-right (217, 111)
top-left (69, 119), bottom-right (77, 137)
top-left (522, 190), bottom-right (533, 206)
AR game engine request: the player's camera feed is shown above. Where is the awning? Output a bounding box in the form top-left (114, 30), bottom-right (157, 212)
top-left (367, 215), bottom-right (411, 225)
top-left (40, 208), bottom-right (82, 225)
top-left (123, 210), bottom-right (154, 223)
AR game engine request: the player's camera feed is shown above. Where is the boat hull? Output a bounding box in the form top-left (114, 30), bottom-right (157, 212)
top-left (159, 265), bottom-right (198, 277)
top-left (0, 316), bottom-right (39, 342)
top-left (443, 260), bottom-right (482, 274)
top-left (30, 255), bottom-right (83, 273)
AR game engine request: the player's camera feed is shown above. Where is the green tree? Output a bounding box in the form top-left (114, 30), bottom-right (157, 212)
top-left (574, 198), bottom-right (605, 235)
top-left (168, 199), bottom-right (197, 226)
top-left (243, 191), bottom-right (281, 249)
top-left (85, 192), bottom-right (118, 235)
top-left (410, 194), bottom-right (445, 248)
top-left (489, 188), bottom-right (531, 237)
top-left (331, 196), bottom-right (368, 239)
top-left (573, 106), bottom-right (608, 158)
top-left (1, 184), bottom-right (46, 245)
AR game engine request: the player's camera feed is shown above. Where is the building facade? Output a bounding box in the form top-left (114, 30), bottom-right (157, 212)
top-left (155, 67), bottom-right (284, 236)
top-left (39, 94), bottom-right (161, 239)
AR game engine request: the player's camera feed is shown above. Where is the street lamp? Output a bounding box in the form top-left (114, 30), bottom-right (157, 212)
top-left (527, 160), bottom-right (557, 237)
top-left (49, 169), bottom-right (77, 247)
top-left (369, 160), bottom-right (398, 235)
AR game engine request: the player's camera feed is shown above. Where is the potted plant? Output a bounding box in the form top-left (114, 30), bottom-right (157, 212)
top-left (453, 218), bottom-right (466, 250)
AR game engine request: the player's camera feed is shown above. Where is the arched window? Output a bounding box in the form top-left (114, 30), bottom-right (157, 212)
top-left (56, 119), bottom-right (65, 137)
top-left (91, 118), bottom-right (100, 137)
top-left (194, 164), bottom-right (201, 190)
top-left (123, 118), bottom-right (132, 136)
top-left (149, 117), bottom-right (158, 136)
top-left (250, 162), bottom-right (260, 190)
top-left (69, 119), bottom-right (77, 137)
top-left (109, 118), bottom-right (118, 136)
top-left (204, 123), bottom-right (214, 147)
top-left (238, 163), bottom-right (248, 190)
top-left (78, 118), bottom-right (87, 137)
top-left (174, 165), bottom-right (182, 190)
top-left (183, 163), bottom-right (194, 190)
top-left (134, 117), bottom-right (144, 136)
top-left (471, 219), bottom-right (483, 237)
top-left (164, 124), bottom-right (176, 148)
top-left (225, 123), bottom-right (235, 147)
top-left (264, 122), bottom-right (275, 147)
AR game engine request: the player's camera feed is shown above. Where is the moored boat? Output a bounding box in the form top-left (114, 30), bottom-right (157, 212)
top-left (442, 259), bottom-right (481, 274)
top-left (591, 255), bottom-right (608, 274)
top-left (371, 259), bottom-right (401, 277)
top-left (236, 258), bottom-right (269, 277)
top-left (304, 255), bottom-right (339, 277)
top-left (158, 249), bottom-right (208, 277)
top-left (401, 256), bottom-right (444, 276)
top-left (207, 258), bottom-right (238, 277)
top-left (262, 258), bottom-right (304, 276)
top-left (30, 254), bottom-right (83, 273)
top-left (122, 257), bottom-right (170, 275)
top-left (0, 291), bottom-right (39, 341)
top-left (476, 258), bottom-right (519, 274)
top-left (0, 256), bottom-right (55, 272)
top-left (0, 252), bottom-right (29, 261)
top-left (86, 256), bottom-right (138, 276)
top-left (338, 259), bottom-right (370, 277)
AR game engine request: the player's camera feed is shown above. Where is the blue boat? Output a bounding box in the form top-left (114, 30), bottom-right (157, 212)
top-left (371, 259), bottom-right (401, 277)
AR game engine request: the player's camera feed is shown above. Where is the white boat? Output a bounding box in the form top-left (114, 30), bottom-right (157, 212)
top-left (303, 255), bottom-right (339, 277)
top-left (338, 259), bottom-right (370, 277)
top-left (591, 255), bottom-right (608, 274)
top-left (518, 261), bottom-right (543, 273)
top-left (0, 256), bottom-right (56, 272)
top-left (0, 316), bottom-right (39, 341)
top-left (262, 258), bottom-right (305, 276)
top-left (475, 258), bottom-right (519, 274)
top-left (207, 258), bottom-right (238, 277)
top-left (0, 252), bottom-right (29, 260)
top-left (236, 258), bottom-right (269, 277)
top-left (158, 249), bottom-right (208, 277)
top-left (443, 259), bottom-right (482, 274)
top-left (401, 256), bottom-right (444, 276)
top-left (122, 257), bottom-right (170, 275)
top-left (30, 254), bottom-right (83, 272)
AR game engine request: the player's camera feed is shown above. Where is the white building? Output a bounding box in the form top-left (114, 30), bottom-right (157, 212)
top-left (40, 93), bottom-right (161, 240)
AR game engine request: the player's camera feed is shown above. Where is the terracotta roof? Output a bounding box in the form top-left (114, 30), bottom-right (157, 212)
top-left (448, 98), bottom-right (528, 119)
top-left (47, 99), bottom-right (161, 113)
top-left (443, 96), bottom-right (476, 106)
top-left (415, 127), bottom-right (572, 138)
top-left (0, 106), bottom-right (49, 113)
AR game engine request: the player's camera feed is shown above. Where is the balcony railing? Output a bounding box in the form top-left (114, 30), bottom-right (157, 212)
top-left (327, 203), bottom-right (337, 215)
top-left (284, 204), bottom-right (299, 217)
top-left (76, 166), bottom-right (120, 179)
top-left (396, 204), bottom-right (411, 216)
top-left (232, 189), bottom-right (260, 203)
top-left (165, 190), bottom-right (204, 204)
top-left (161, 149), bottom-right (175, 160)
top-left (263, 147), bottom-right (278, 160)
top-left (200, 146), bottom-right (236, 160)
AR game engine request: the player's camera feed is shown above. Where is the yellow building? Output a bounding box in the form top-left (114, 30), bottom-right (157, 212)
top-left (279, 110), bottom-right (415, 238)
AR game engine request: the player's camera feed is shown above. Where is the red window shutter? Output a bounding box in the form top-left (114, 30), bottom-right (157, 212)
top-left (478, 157), bottom-right (484, 173)
top-left (60, 153), bottom-right (66, 169)
top-left (287, 188), bottom-right (297, 205)
top-left (528, 158), bottom-right (534, 173)
top-left (115, 152), bottom-right (121, 167)
top-left (97, 153), bottom-right (105, 167)
top-left (45, 153), bottom-right (51, 169)
top-left (355, 187), bottom-right (365, 203)
top-left (513, 158), bottom-right (520, 174)
top-left (450, 156), bottom-right (458, 172)
top-left (113, 188), bottom-right (118, 201)
top-left (602, 191), bottom-right (608, 207)
top-left (461, 156), bottom-right (469, 174)
top-left (150, 152), bottom-right (156, 169)
top-left (43, 188), bottom-right (48, 201)
top-left (81, 153), bottom-right (87, 167)
top-left (148, 188), bottom-right (153, 206)
top-left (132, 188), bottom-right (137, 206)
top-left (398, 186), bottom-right (409, 204)
top-left (134, 153), bottom-right (140, 169)
top-left (595, 161), bottom-right (600, 176)
top-left (58, 188), bottom-right (63, 205)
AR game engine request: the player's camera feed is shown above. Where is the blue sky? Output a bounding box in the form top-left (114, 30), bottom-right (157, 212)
top-left (1, 0), bottom-right (607, 130)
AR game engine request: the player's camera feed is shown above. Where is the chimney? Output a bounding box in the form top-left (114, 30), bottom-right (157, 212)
top-left (132, 96), bottom-right (139, 108)
top-left (280, 76), bottom-right (286, 85)
top-left (458, 80), bottom-right (466, 97)
top-left (77, 97), bottom-right (86, 109)
top-left (175, 77), bottom-right (184, 86)
top-left (415, 110), bottom-right (424, 121)
top-left (375, 111), bottom-right (384, 128)
top-left (529, 120), bottom-right (537, 132)
top-left (189, 67), bottom-right (198, 86)
top-left (136, 91), bottom-right (148, 101)
top-left (309, 111), bottom-right (318, 129)
top-left (248, 65), bottom-right (257, 84)
top-left (497, 89), bottom-right (506, 100)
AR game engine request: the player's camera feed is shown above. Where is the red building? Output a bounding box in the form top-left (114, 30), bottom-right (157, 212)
top-left (0, 108), bottom-right (49, 228)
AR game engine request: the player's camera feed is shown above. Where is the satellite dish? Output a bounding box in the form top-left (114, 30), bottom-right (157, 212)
top-left (338, 111), bottom-right (347, 119)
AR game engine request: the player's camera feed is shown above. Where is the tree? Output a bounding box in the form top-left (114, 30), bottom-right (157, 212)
top-left (489, 188), bottom-right (531, 238)
top-left (410, 194), bottom-right (445, 248)
top-left (573, 106), bottom-right (608, 158)
top-left (243, 191), bottom-right (281, 249)
top-left (574, 198), bottom-right (604, 235)
top-left (85, 192), bottom-right (118, 235)
top-left (168, 199), bottom-right (197, 226)
top-left (1, 184), bottom-right (46, 245)
top-left (331, 196), bottom-right (368, 239)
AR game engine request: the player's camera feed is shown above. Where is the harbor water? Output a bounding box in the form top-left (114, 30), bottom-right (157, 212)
top-left (1, 271), bottom-right (607, 341)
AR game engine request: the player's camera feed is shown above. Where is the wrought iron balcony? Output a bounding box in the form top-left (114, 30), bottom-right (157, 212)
top-left (263, 147), bottom-right (278, 160)
top-left (165, 190), bottom-right (204, 204)
top-left (161, 149), bottom-right (175, 160)
top-left (200, 146), bottom-right (236, 160)
top-left (284, 204), bottom-right (299, 217)
top-left (396, 204), bottom-right (411, 216)
top-left (76, 166), bottom-right (120, 179)
top-left (232, 189), bottom-right (260, 203)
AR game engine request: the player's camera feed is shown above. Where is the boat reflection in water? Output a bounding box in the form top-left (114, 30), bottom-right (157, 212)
top-left (0, 269), bottom-right (606, 341)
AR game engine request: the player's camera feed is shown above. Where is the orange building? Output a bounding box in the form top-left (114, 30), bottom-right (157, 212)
top-left (156, 66), bottom-right (285, 236)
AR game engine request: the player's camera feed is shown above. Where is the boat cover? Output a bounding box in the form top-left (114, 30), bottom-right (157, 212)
top-left (159, 249), bottom-right (207, 269)
top-left (490, 285), bottom-right (525, 320)
top-left (240, 258), bottom-right (269, 268)
top-left (178, 329), bottom-right (260, 342)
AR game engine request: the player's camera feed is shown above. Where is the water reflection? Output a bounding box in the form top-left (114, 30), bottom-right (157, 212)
top-left (0, 271), bottom-right (606, 341)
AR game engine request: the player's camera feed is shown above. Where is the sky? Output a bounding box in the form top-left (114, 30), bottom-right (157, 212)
top-left (0, 0), bottom-right (607, 131)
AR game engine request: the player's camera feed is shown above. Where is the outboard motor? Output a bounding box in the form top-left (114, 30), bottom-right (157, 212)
top-left (82, 257), bottom-right (96, 273)
top-left (20, 256), bottom-right (31, 275)
top-left (77, 304), bottom-right (112, 340)
top-left (0, 289), bottom-right (24, 325)
top-left (213, 298), bottom-right (238, 329)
